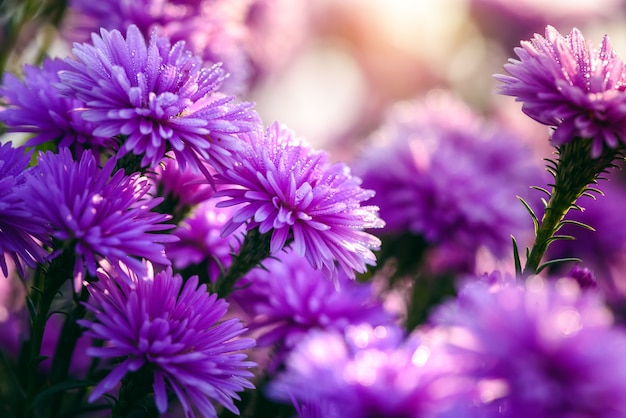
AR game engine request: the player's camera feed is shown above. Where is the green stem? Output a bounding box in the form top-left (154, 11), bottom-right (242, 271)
top-left (23, 250), bottom-right (75, 418)
top-left (48, 286), bottom-right (90, 416)
top-left (214, 228), bottom-right (276, 298)
top-left (522, 139), bottom-right (622, 277)
top-left (112, 365), bottom-right (158, 418)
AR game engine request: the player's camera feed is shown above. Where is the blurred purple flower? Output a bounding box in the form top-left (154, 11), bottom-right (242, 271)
top-left (0, 58), bottom-right (112, 153)
top-left (166, 200), bottom-right (243, 282)
top-left (153, 153), bottom-right (215, 213)
top-left (79, 264), bottom-right (256, 417)
top-left (66, 0), bottom-right (203, 41)
top-left (0, 142), bottom-right (48, 277)
top-left (547, 179), bottom-right (626, 297)
top-left (57, 25), bottom-right (259, 175)
top-left (19, 148), bottom-right (176, 289)
top-left (65, 0), bottom-right (309, 95)
top-left (353, 92), bottom-right (539, 272)
top-left (269, 324), bottom-right (471, 418)
top-left (215, 122), bottom-right (384, 280)
top-left (496, 26), bottom-right (626, 156)
top-left (435, 275), bottom-right (626, 417)
top-left (233, 249), bottom-right (392, 354)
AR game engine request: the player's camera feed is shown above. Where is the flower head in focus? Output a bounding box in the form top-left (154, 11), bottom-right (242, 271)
top-left (435, 275), bottom-right (626, 417)
top-left (233, 249), bottom-right (392, 353)
top-left (79, 264), bottom-right (256, 417)
top-left (215, 122), bottom-right (384, 280)
top-left (496, 26), bottom-right (626, 157)
top-left (0, 142), bottom-right (48, 277)
top-left (19, 148), bottom-right (176, 289)
top-left (0, 58), bottom-right (112, 153)
top-left (57, 25), bottom-right (259, 175)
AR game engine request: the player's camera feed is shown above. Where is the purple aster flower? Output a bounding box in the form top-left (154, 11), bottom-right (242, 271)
top-left (232, 249), bottom-right (393, 355)
top-left (0, 142), bottom-right (48, 277)
top-left (19, 148), bottom-right (176, 289)
top-left (353, 92), bottom-right (540, 273)
top-left (0, 58), bottom-right (112, 153)
top-left (57, 25), bottom-right (259, 175)
top-left (79, 263), bottom-right (256, 417)
top-left (166, 200), bottom-right (243, 282)
top-left (434, 275), bottom-right (626, 417)
top-left (269, 324), bottom-right (472, 418)
top-left (214, 122), bottom-right (384, 280)
top-left (496, 26), bottom-right (626, 157)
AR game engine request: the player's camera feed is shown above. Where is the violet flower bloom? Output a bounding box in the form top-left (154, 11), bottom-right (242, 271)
top-left (0, 58), bottom-right (112, 153)
top-left (79, 264), bottom-right (256, 417)
top-left (269, 324), bottom-right (471, 418)
top-left (214, 122), bottom-right (384, 280)
top-left (233, 249), bottom-right (392, 353)
top-left (496, 26), bottom-right (626, 157)
top-left (57, 25), bottom-right (259, 175)
top-left (353, 92), bottom-right (539, 272)
top-left (0, 142), bottom-right (48, 277)
top-left (166, 200), bottom-right (243, 282)
top-left (19, 148), bottom-right (176, 289)
top-left (435, 275), bottom-right (626, 417)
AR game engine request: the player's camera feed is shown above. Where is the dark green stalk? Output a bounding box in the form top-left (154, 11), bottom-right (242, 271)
top-left (47, 286), bottom-right (90, 417)
top-left (112, 365), bottom-right (158, 418)
top-left (213, 228), bottom-right (276, 298)
top-left (522, 139), bottom-right (623, 277)
top-left (23, 250), bottom-right (75, 418)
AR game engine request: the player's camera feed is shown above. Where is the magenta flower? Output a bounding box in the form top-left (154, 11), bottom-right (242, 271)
top-left (0, 142), bottom-right (48, 277)
top-left (79, 264), bottom-right (256, 417)
top-left (496, 26), bottom-right (626, 156)
top-left (166, 200), bottom-right (243, 282)
top-left (57, 25), bottom-right (259, 175)
top-left (0, 58), bottom-right (112, 153)
top-left (233, 249), bottom-right (392, 352)
top-left (214, 122), bottom-right (384, 280)
top-left (435, 275), bottom-right (626, 417)
top-left (152, 153), bottom-right (215, 213)
top-left (19, 148), bottom-right (176, 288)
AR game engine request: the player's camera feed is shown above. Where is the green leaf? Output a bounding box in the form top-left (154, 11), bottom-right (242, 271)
top-left (537, 257), bottom-right (582, 274)
top-left (33, 380), bottom-right (95, 408)
top-left (518, 196), bottom-right (540, 235)
top-left (530, 185), bottom-right (552, 198)
top-left (559, 219), bottom-right (596, 231)
top-left (511, 235), bottom-right (522, 277)
top-left (545, 234), bottom-right (576, 244)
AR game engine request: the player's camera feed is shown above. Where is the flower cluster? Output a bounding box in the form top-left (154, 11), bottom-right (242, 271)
top-left (5, 3), bottom-right (626, 418)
